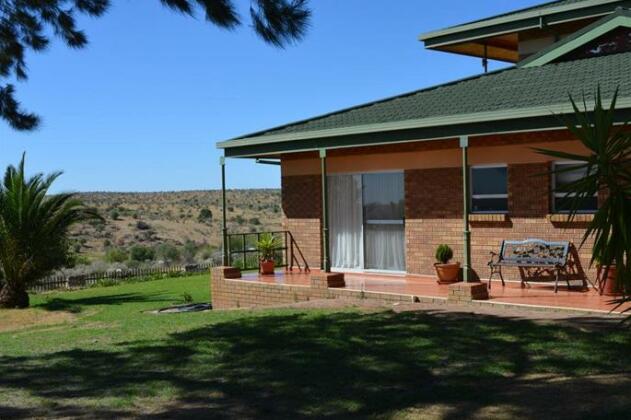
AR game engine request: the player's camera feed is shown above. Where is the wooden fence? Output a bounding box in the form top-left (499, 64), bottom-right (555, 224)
top-left (26, 263), bottom-right (215, 292)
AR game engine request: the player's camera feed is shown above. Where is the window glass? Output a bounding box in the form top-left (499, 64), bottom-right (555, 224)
top-left (362, 173), bottom-right (404, 221)
top-left (553, 163), bottom-right (598, 213)
top-left (471, 166), bottom-right (508, 213)
top-left (472, 167), bottom-right (508, 195)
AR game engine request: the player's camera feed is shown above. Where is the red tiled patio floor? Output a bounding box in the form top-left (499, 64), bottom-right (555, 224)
top-left (240, 270), bottom-right (630, 315)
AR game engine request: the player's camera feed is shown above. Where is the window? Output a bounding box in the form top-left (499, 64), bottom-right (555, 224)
top-left (470, 165), bottom-right (508, 213)
top-left (552, 162), bottom-right (598, 213)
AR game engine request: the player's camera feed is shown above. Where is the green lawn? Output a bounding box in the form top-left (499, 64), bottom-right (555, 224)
top-left (1, 275), bottom-right (630, 418)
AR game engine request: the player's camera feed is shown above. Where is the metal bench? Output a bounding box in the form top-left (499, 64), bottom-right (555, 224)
top-left (488, 239), bottom-right (571, 293)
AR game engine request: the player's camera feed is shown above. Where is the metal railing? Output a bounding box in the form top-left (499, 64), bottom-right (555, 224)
top-left (226, 230), bottom-right (310, 272)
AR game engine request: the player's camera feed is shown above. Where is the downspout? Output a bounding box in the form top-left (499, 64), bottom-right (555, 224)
top-left (220, 156), bottom-right (229, 266)
top-left (460, 136), bottom-right (472, 282)
top-left (320, 149), bottom-right (331, 273)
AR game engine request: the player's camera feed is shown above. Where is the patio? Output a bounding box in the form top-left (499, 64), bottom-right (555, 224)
top-left (237, 270), bottom-right (631, 316)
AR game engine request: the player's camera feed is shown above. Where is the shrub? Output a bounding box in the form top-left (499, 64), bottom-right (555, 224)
top-left (109, 209), bottom-right (119, 220)
top-left (197, 208), bottom-right (213, 223)
top-left (130, 245), bottom-right (155, 262)
top-left (435, 244), bottom-right (453, 264)
top-left (105, 247), bottom-right (128, 263)
top-left (136, 221), bottom-right (151, 230)
top-left (156, 243), bottom-right (181, 262)
top-left (199, 245), bottom-right (216, 261)
top-left (182, 240), bottom-right (199, 263)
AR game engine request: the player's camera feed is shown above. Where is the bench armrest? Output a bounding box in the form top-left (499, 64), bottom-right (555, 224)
top-left (488, 251), bottom-right (500, 266)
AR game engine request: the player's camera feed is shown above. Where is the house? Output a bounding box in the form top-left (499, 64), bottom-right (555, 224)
top-left (213, 0), bottom-right (631, 308)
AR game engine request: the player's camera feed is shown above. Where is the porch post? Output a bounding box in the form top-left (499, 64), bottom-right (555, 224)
top-left (460, 136), bottom-right (472, 282)
top-left (220, 156), bottom-right (229, 266)
top-left (320, 149), bottom-right (331, 273)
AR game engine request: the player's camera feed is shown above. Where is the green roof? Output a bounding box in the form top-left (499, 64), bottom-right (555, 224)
top-left (455, 0), bottom-right (598, 28)
top-left (420, 0), bottom-right (628, 49)
top-left (224, 52), bottom-right (631, 139)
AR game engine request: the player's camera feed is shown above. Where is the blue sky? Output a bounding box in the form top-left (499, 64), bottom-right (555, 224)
top-left (1, 0), bottom-right (542, 193)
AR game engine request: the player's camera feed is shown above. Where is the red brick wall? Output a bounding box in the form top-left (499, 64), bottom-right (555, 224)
top-left (405, 162), bottom-right (596, 281)
top-left (211, 267), bottom-right (415, 309)
top-left (281, 175), bottom-right (322, 269)
top-left (280, 151), bottom-right (596, 284)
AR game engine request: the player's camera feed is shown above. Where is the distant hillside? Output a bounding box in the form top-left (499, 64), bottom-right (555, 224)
top-left (70, 189), bottom-right (281, 263)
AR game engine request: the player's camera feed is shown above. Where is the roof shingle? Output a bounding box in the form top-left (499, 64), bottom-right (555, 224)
top-left (232, 52), bottom-right (631, 141)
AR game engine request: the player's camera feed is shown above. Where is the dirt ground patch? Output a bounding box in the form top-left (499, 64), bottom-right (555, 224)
top-left (0, 309), bottom-right (76, 333)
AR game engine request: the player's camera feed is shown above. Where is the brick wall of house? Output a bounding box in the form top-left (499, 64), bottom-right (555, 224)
top-left (281, 175), bottom-right (322, 270)
top-left (279, 136), bottom-right (597, 284)
top-left (404, 162), bottom-right (596, 281)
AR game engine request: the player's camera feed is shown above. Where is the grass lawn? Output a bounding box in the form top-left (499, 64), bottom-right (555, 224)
top-left (1, 275), bottom-right (631, 418)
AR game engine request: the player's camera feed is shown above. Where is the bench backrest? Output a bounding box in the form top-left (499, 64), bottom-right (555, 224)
top-left (499, 239), bottom-right (570, 266)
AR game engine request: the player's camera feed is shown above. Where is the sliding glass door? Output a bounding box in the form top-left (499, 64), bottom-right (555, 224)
top-left (328, 172), bottom-right (405, 272)
top-left (362, 173), bottom-right (405, 271)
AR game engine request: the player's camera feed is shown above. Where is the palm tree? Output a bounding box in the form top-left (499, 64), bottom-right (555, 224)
top-left (0, 155), bottom-right (100, 308)
top-left (534, 88), bottom-right (631, 297)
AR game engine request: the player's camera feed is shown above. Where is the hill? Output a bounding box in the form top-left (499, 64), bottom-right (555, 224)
top-left (69, 190), bottom-right (282, 264)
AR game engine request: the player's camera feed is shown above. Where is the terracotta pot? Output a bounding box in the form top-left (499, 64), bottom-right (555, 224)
top-left (435, 262), bottom-right (461, 284)
top-left (598, 265), bottom-right (621, 296)
top-left (260, 259), bottom-right (275, 275)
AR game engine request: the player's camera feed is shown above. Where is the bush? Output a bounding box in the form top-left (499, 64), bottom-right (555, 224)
top-left (109, 209), bottom-right (119, 220)
top-left (197, 208), bottom-right (213, 223)
top-left (199, 245), bottom-right (216, 261)
top-left (435, 244), bottom-right (453, 264)
top-left (105, 247), bottom-right (128, 263)
top-left (136, 221), bottom-right (151, 230)
top-left (156, 243), bottom-right (181, 262)
top-left (182, 240), bottom-right (199, 263)
top-left (130, 245), bottom-right (155, 262)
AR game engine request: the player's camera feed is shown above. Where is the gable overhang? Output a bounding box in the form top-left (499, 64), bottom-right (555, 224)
top-left (520, 10), bottom-right (631, 67)
top-left (420, 0), bottom-right (630, 61)
top-left (217, 100), bottom-right (631, 158)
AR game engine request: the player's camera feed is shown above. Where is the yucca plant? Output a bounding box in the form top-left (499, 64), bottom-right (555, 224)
top-left (256, 233), bottom-right (281, 262)
top-left (0, 155), bottom-right (101, 308)
top-left (534, 88), bottom-right (631, 300)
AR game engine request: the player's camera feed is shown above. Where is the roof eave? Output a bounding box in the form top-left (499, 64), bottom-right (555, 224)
top-left (217, 99), bottom-right (631, 157)
top-left (420, 0), bottom-right (626, 49)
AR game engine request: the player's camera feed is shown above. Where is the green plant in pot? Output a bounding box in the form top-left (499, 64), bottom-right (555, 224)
top-left (257, 233), bottom-right (281, 275)
top-left (434, 244), bottom-right (460, 284)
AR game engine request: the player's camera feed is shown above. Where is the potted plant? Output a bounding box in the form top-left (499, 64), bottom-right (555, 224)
top-left (595, 257), bottom-right (621, 296)
top-left (257, 233), bottom-right (281, 275)
top-left (434, 244), bottom-right (460, 284)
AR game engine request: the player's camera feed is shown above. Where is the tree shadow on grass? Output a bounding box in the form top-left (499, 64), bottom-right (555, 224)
top-left (35, 292), bottom-right (175, 313)
top-left (1, 309), bottom-right (630, 418)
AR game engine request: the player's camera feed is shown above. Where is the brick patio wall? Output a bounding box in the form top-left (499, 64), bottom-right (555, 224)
top-left (211, 267), bottom-right (416, 309)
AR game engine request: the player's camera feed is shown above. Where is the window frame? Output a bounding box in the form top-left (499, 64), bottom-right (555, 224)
top-left (551, 161), bottom-right (598, 214)
top-left (469, 164), bottom-right (509, 214)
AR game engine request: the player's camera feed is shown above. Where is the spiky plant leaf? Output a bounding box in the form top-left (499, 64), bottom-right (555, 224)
top-left (534, 87), bottom-right (631, 299)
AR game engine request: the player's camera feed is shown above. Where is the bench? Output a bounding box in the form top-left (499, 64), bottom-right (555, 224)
top-left (488, 239), bottom-right (571, 293)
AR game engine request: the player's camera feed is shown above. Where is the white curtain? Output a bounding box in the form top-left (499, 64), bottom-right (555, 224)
top-left (363, 173), bottom-right (405, 271)
top-left (364, 224), bottom-right (405, 271)
top-left (328, 174), bottom-right (363, 269)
